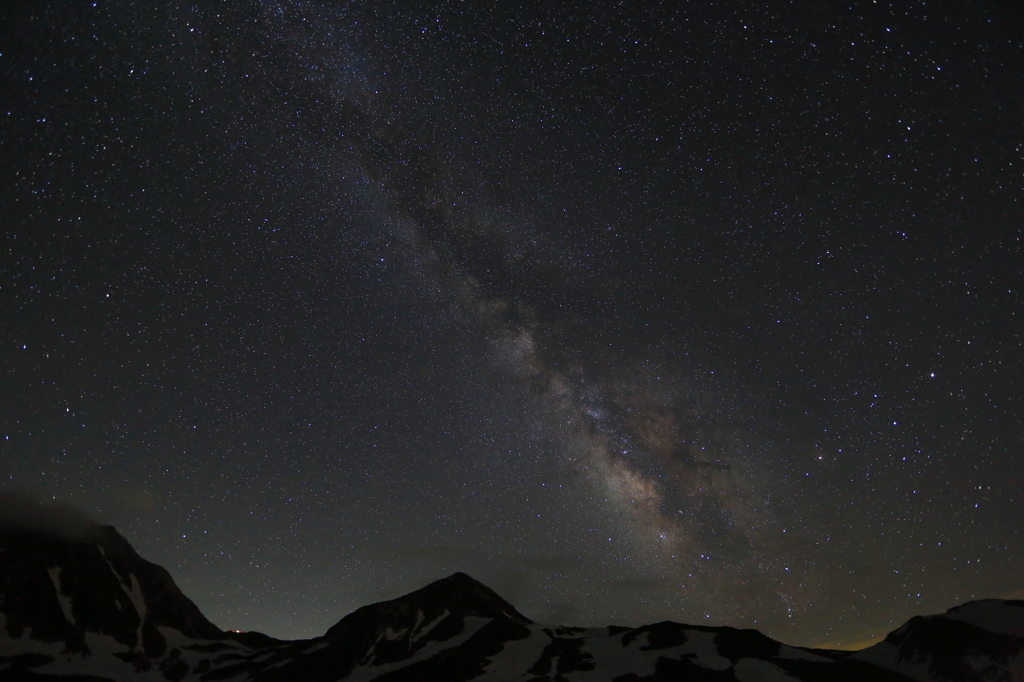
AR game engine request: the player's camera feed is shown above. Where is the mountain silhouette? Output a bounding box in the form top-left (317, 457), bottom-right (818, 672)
top-left (1, 525), bottom-right (1021, 681)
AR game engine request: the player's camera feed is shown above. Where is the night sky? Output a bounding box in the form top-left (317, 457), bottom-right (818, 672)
top-left (2, 0), bottom-right (1021, 650)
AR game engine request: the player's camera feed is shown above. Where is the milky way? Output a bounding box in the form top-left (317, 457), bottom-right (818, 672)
top-left (1, 0), bottom-right (1021, 649)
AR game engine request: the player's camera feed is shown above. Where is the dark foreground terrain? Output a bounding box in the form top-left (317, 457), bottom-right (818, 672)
top-left (1, 525), bottom-right (1021, 681)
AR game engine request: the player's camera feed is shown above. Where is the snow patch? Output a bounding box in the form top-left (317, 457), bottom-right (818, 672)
top-left (852, 641), bottom-right (934, 682)
top-left (358, 610), bottom-right (457, 667)
top-left (0, 625), bottom-right (54, 654)
top-left (382, 627), bottom-right (405, 641)
top-left (411, 609), bottom-right (424, 635)
top-left (683, 629), bottom-right (732, 671)
top-left (47, 567), bottom-right (75, 626)
top-left (412, 608), bottom-right (449, 643)
top-left (96, 546), bottom-right (124, 587)
top-left (14, 630), bottom-right (163, 682)
top-left (302, 641), bottom-right (330, 654)
top-left (775, 645), bottom-right (833, 662)
top-left (573, 627), bottom-right (667, 680)
top-left (346, 616), bottom-right (492, 682)
top-left (734, 657), bottom-right (799, 681)
top-left (479, 625), bottom-right (550, 679)
top-left (125, 573), bottom-right (147, 619)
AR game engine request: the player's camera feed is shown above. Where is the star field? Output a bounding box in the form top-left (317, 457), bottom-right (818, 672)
top-left (1, 0), bottom-right (1021, 650)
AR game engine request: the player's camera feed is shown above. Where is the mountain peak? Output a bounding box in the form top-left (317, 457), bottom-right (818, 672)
top-left (400, 571), bottom-right (531, 622)
top-left (322, 571), bottom-right (531, 646)
top-left (0, 522), bottom-right (225, 659)
top-left (3, 523), bottom-right (1020, 682)
top-left (850, 598), bottom-right (1024, 682)
top-left (437, 570), bottom-right (477, 584)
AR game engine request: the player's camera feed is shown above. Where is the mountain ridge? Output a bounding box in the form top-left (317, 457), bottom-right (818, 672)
top-left (1, 526), bottom-right (1021, 681)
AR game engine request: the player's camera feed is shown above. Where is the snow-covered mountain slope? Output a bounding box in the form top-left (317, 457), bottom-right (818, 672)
top-left (0, 525), bottom-right (282, 681)
top-left (850, 599), bottom-right (1024, 682)
top-left (0, 526), bottom-right (1016, 681)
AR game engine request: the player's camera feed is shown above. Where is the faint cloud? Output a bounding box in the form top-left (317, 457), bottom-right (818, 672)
top-left (0, 488), bottom-right (103, 540)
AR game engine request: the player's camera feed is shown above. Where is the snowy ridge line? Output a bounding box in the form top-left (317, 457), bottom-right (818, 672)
top-left (2, 527), bottom-right (1022, 681)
